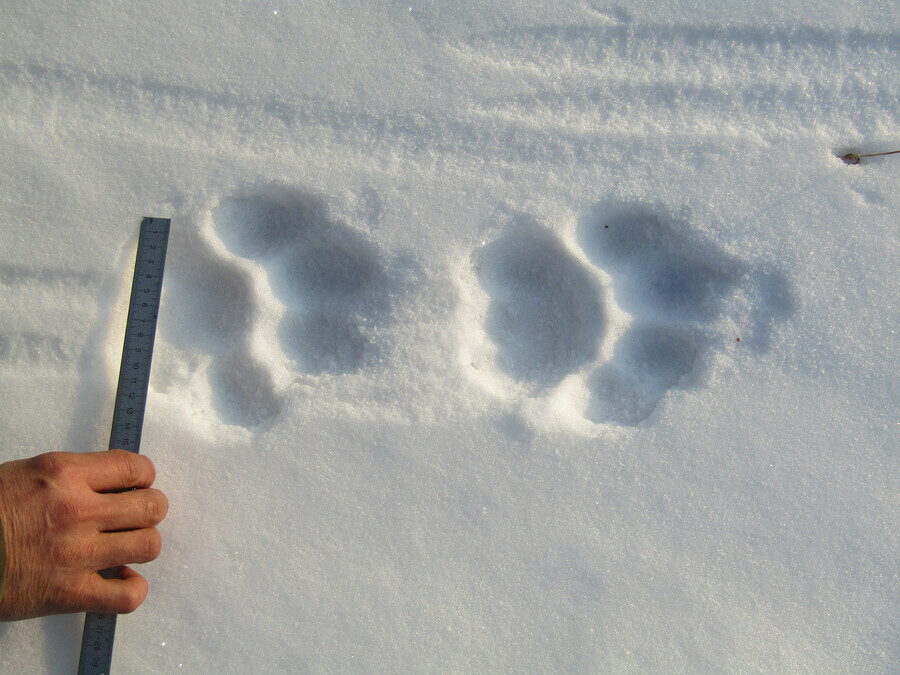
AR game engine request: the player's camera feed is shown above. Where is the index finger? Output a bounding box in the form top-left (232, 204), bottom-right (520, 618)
top-left (82, 449), bottom-right (156, 492)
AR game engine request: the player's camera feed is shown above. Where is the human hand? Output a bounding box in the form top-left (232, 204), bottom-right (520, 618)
top-left (0, 449), bottom-right (167, 621)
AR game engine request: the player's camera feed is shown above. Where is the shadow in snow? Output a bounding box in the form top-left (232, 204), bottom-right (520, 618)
top-left (473, 216), bottom-right (604, 390)
top-left (213, 186), bottom-right (390, 376)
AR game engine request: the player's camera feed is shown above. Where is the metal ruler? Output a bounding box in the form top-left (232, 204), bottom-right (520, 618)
top-left (77, 217), bottom-right (170, 675)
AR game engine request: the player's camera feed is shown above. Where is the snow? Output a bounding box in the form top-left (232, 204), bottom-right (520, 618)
top-left (1, 1), bottom-right (898, 671)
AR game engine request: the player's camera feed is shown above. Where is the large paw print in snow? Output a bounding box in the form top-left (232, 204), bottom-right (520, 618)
top-left (470, 201), bottom-right (792, 426)
top-left (213, 190), bottom-right (389, 376)
top-left (160, 187), bottom-right (390, 430)
top-left (160, 228), bottom-right (284, 429)
top-left (473, 217), bottom-right (605, 389)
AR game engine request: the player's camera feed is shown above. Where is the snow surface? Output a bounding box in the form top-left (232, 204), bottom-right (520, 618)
top-left (1, 1), bottom-right (898, 672)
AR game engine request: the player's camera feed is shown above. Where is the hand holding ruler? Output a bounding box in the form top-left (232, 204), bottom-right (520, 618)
top-left (77, 217), bottom-right (170, 675)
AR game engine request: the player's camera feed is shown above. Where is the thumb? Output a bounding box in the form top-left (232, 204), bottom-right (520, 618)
top-left (82, 566), bottom-right (149, 614)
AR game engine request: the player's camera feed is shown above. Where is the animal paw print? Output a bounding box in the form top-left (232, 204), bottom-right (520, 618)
top-left (160, 186), bottom-right (390, 430)
top-left (472, 216), bottom-right (605, 390)
top-left (213, 188), bottom-right (389, 376)
top-left (471, 201), bottom-right (792, 426)
top-left (160, 226), bottom-right (284, 429)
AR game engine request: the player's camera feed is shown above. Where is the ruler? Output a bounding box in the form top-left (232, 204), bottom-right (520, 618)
top-left (77, 217), bottom-right (171, 675)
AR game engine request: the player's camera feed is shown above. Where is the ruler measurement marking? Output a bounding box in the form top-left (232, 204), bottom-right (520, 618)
top-left (77, 217), bottom-right (170, 675)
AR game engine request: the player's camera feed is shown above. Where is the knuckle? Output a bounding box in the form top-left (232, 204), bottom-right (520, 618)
top-left (31, 452), bottom-right (71, 481)
top-left (143, 496), bottom-right (160, 524)
top-left (141, 495), bottom-right (160, 525)
top-left (158, 490), bottom-right (169, 519)
top-left (145, 489), bottom-right (168, 523)
top-left (141, 528), bottom-right (162, 561)
top-left (115, 451), bottom-right (142, 486)
top-left (144, 456), bottom-right (157, 485)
